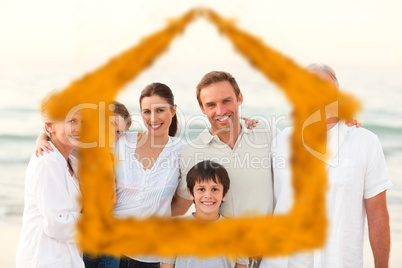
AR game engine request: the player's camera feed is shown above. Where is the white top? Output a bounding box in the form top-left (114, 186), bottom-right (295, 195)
top-left (260, 123), bottom-right (392, 268)
top-left (16, 142), bottom-right (84, 268)
top-left (114, 132), bottom-right (184, 263)
top-left (176, 120), bottom-right (279, 217)
top-left (114, 132), bottom-right (184, 218)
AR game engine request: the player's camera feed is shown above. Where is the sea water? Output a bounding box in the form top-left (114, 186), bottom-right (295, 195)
top-left (1, 63), bottom-right (401, 264)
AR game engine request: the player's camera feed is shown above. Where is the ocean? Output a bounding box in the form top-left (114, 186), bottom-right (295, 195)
top-left (0, 61), bottom-right (401, 266)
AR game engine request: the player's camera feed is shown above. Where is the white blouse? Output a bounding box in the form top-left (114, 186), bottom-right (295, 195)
top-left (114, 132), bottom-right (184, 218)
top-left (16, 142), bottom-right (84, 268)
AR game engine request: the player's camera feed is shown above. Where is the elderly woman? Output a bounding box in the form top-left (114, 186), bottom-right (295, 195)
top-left (16, 102), bottom-right (84, 268)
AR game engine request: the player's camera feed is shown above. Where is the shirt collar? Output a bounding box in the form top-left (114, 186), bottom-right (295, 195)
top-left (198, 127), bottom-right (215, 144)
top-left (326, 121), bottom-right (349, 167)
top-left (198, 120), bottom-right (248, 145)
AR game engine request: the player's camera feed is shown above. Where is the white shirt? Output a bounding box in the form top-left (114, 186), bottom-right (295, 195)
top-left (260, 123), bottom-right (392, 268)
top-left (176, 120), bottom-right (279, 217)
top-left (114, 132), bottom-right (184, 218)
top-left (114, 132), bottom-right (184, 263)
top-left (16, 142), bottom-right (84, 268)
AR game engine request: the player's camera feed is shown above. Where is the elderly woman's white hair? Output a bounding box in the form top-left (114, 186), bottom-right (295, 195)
top-left (306, 63), bottom-right (339, 88)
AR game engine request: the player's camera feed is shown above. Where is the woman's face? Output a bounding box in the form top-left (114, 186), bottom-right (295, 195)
top-left (49, 112), bottom-right (82, 152)
top-left (140, 95), bottom-right (176, 137)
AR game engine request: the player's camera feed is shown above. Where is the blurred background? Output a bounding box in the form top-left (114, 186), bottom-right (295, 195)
top-left (0, 0), bottom-right (401, 267)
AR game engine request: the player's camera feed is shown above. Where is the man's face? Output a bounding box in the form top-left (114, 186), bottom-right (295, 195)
top-left (199, 81), bottom-right (243, 134)
top-left (309, 69), bottom-right (339, 122)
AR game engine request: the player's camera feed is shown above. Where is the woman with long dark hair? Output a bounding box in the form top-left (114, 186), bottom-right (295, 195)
top-left (114, 83), bottom-right (184, 268)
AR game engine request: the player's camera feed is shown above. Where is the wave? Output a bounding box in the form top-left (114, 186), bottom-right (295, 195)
top-left (0, 107), bottom-right (38, 113)
top-left (0, 134), bottom-right (38, 141)
top-left (0, 157), bottom-right (31, 164)
top-left (364, 124), bottom-right (402, 135)
top-left (0, 204), bottom-right (24, 222)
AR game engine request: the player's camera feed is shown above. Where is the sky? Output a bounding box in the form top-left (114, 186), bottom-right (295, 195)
top-left (1, 0), bottom-right (402, 70)
top-left (1, 0), bottom-right (401, 128)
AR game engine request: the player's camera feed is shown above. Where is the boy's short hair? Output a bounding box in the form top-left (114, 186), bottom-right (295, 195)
top-left (110, 101), bottom-right (132, 128)
top-left (186, 160), bottom-right (230, 198)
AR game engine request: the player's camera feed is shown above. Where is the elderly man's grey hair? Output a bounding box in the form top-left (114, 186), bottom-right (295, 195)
top-left (306, 63), bottom-right (339, 88)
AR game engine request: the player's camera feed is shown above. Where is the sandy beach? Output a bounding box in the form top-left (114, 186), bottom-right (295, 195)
top-left (0, 223), bottom-right (21, 268)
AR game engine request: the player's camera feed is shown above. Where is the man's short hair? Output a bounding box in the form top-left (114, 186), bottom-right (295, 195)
top-left (196, 71), bottom-right (241, 107)
top-left (306, 63), bottom-right (339, 88)
top-left (186, 160), bottom-right (230, 198)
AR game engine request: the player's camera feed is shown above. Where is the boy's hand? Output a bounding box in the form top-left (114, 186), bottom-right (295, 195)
top-left (241, 117), bottom-right (259, 129)
top-left (35, 133), bottom-right (53, 157)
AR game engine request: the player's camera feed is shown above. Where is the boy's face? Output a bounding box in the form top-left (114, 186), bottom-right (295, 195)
top-left (188, 179), bottom-right (227, 221)
top-left (112, 114), bottom-right (129, 140)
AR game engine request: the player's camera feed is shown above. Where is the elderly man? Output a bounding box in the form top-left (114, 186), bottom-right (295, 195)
top-left (260, 64), bottom-right (392, 268)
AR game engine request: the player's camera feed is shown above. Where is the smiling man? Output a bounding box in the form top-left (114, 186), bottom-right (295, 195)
top-left (171, 71), bottom-right (280, 267)
top-left (172, 70), bottom-right (279, 221)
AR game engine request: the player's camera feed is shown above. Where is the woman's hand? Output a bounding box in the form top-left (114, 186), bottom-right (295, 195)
top-left (35, 133), bottom-right (53, 157)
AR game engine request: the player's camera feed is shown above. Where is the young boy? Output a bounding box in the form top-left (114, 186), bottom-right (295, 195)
top-left (161, 160), bottom-right (249, 268)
